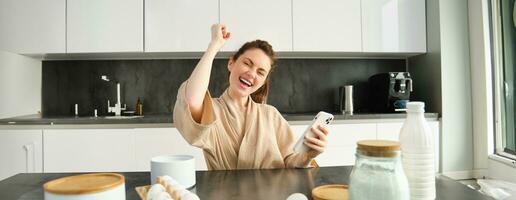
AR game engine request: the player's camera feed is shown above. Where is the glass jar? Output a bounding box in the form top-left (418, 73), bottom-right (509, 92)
top-left (349, 140), bottom-right (409, 200)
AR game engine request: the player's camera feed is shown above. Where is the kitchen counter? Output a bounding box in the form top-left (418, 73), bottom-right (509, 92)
top-left (0, 113), bottom-right (439, 127)
top-left (0, 166), bottom-right (491, 200)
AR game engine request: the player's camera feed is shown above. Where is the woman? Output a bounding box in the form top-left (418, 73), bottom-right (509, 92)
top-left (173, 24), bottom-right (329, 170)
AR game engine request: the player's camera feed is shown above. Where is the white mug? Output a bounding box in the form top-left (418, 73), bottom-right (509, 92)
top-left (150, 155), bottom-right (196, 188)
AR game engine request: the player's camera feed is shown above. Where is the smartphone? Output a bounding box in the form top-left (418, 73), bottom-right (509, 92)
top-left (293, 111), bottom-right (334, 154)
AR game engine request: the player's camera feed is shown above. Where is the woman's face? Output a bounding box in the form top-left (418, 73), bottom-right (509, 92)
top-left (228, 48), bottom-right (272, 98)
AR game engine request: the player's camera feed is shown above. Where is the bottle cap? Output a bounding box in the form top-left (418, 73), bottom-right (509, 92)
top-left (406, 102), bottom-right (425, 112)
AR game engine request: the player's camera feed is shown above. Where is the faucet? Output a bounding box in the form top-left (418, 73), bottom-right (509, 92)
top-left (107, 83), bottom-right (127, 116)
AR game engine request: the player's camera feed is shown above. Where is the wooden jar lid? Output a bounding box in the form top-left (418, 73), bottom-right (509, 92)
top-left (357, 140), bottom-right (400, 157)
top-left (43, 173), bottom-right (125, 195)
top-left (312, 184), bottom-right (348, 200)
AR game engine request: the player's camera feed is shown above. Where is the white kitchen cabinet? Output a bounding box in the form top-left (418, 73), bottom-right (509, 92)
top-left (361, 0), bottom-right (426, 53)
top-left (134, 128), bottom-right (207, 171)
top-left (43, 129), bottom-right (135, 172)
top-left (290, 123), bottom-right (376, 167)
top-left (327, 124), bottom-right (377, 147)
top-left (321, 124), bottom-right (377, 166)
top-left (376, 121), bottom-right (441, 171)
top-left (0, 130), bottom-right (43, 181)
top-left (145, 0), bottom-right (218, 52)
top-left (292, 0), bottom-right (362, 52)
top-left (0, 0), bottom-right (65, 54)
top-left (66, 0), bottom-right (143, 53)
top-left (376, 122), bottom-right (404, 141)
top-left (220, 0), bottom-right (292, 52)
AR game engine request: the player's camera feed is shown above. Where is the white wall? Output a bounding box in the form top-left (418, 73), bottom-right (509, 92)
top-left (409, 0), bottom-right (474, 175)
top-left (468, 0), bottom-right (492, 173)
top-left (439, 0), bottom-right (474, 173)
top-left (0, 51), bottom-right (41, 118)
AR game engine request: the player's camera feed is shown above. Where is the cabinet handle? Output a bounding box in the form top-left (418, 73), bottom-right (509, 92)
top-left (23, 143), bottom-right (36, 173)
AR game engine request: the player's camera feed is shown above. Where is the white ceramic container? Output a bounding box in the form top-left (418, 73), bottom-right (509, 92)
top-left (151, 155), bottom-right (196, 188)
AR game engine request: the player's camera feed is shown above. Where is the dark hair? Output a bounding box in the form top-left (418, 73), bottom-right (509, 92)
top-left (231, 40), bottom-right (277, 103)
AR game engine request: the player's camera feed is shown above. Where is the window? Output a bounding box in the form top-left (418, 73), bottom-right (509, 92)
top-left (492, 0), bottom-right (516, 159)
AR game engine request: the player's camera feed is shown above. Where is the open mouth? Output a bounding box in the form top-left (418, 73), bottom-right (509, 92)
top-left (239, 77), bottom-right (253, 88)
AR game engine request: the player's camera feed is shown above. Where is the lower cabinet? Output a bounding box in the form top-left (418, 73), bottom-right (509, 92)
top-left (290, 123), bottom-right (377, 167)
top-left (43, 128), bottom-right (207, 173)
top-left (290, 121), bottom-right (441, 169)
top-left (3, 120), bottom-right (439, 174)
top-left (134, 128), bottom-right (207, 171)
top-left (0, 130), bottom-right (43, 181)
top-left (43, 129), bottom-right (135, 172)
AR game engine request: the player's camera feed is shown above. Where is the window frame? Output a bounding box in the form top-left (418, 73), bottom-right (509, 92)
top-left (491, 0), bottom-right (516, 161)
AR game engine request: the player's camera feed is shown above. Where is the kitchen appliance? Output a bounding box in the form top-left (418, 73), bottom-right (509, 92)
top-left (368, 72), bottom-right (412, 112)
top-left (338, 85), bottom-right (354, 115)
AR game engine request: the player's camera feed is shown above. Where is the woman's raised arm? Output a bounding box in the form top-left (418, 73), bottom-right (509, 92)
top-left (185, 24), bottom-right (230, 122)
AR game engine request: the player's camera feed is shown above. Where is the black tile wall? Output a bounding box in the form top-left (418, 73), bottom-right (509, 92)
top-left (42, 59), bottom-right (405, 117)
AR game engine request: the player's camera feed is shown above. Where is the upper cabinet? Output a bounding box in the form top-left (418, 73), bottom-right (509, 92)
top-left (2, 0), bottom-right (426, 56)
top-left (293, 0), bottom-right (362, 52)
top-left (67, 0), bottom-right (144, 53)
top-left (220, 0), bottom-right (292, 52)
top-left (0, 0), bottom-right (65, 54)
top-left (361, 0), bottom-right (426, 53)
top-left (145, 0), bottom-right (218, 52)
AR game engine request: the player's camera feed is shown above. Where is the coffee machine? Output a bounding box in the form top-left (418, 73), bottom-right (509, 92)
top-left (368, 72), bottom-right (412, 112)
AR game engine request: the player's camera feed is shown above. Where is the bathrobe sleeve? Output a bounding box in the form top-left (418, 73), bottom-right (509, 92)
top-left (270, 107), bottom-right (314, 168)
top-left (173, 81), bottom-right (217, 149)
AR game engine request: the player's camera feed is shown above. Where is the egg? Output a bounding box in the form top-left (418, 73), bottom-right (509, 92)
top-left (166, 184), bottom-right (186, 199)
top-left (160, 175), bottom-right (179, 187)
top-left (146, 184), bottom-right (166, 200)
top-left (175, 189), bottom-right (189, 199)
top-left (153, 191), bottom-right (173, 200)
top-left (180, 191), bottom-right (200, 200)
top-left (286, 193), bottom-right (308, 200)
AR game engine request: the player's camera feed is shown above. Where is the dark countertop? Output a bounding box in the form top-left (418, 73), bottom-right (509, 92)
top-left (0, 113), bottom-right (439, 126)
top-left (0, 166), bottom-right (491, 200)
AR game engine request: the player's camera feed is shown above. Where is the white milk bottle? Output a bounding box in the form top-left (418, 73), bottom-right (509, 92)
top-left (399, 102), bottom-right (435, 200)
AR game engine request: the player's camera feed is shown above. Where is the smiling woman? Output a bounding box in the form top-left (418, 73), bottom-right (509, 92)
top-left (172, 24), bottom-right (330, 170)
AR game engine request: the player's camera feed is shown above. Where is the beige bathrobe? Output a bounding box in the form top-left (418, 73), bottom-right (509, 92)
top-left (173, 81), bottom-right (312, 170)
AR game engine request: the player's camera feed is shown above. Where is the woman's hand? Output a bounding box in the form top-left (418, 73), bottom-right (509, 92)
top-left (210, 24), bottom-right (231, 49)
top-left (304, 125), bottom-right (329, 158)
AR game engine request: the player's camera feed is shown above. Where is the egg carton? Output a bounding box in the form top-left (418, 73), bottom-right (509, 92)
top-left (135, 176), bottom-right (199, 200)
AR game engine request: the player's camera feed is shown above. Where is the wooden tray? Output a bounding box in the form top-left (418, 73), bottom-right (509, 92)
top-left (135, 185), bottom-right (151, 200)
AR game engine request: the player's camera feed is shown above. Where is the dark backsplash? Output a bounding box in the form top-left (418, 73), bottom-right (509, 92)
top-left (42, 59), bottom-right (406, 117)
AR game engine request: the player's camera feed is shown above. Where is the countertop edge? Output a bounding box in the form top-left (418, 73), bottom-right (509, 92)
top-left (0, 117), bottom-right (440, 130)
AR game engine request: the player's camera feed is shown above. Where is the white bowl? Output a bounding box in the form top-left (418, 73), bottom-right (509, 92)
top-left (151, 155), bottom-right (196, 188)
